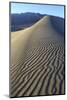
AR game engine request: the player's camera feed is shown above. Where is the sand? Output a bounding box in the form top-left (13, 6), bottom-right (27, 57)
top-left (10, 16), bottom-right (65, 97)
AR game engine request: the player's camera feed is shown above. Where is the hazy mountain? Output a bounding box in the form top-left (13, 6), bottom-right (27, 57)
top-left (11, 12), bottom-right (46, 31)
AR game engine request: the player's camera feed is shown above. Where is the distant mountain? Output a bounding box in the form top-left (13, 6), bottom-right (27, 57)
top-left (11, 12), bottom-right (46, 31)
top-left (50, 16), bottom-right (64, 35)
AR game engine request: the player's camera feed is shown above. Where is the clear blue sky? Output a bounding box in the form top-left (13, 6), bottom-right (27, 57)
top-left (11, 2), bottom-right (64, 18)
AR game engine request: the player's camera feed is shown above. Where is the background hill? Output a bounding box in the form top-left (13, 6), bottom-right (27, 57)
top-left (11, 12), bottom-right (46, 31)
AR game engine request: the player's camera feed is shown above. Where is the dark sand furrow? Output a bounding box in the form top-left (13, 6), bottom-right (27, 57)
top-left (11, 47), bottom-right (55, 85)
top-left (11, 45), bottom-right (56, 86)
top-left (39, 62), bottom-right (56, 95)
top-left (19, 46), bottom-right (57, 96)
top-left (25, 47), bottom-right (45, 58)
top-left (20, 45), bottom-right (52, 68)
top-left (10, 67), bottom-right (40, 94)
top-left (27, 47), bottom-right (55, 68)
top-left (10, 47), bottom-right (43, 70)
top-left (10, 47), bottom-right (47, 81)
top-left (21, 67), bottom-right (50, 96)
top-left (59, 79), bottom-right (65, 94)
top-left (53, 48), bottom-right (60, 68)
top-left (56, 76), bottom-right (61, 94)
top-left (28, 67), bottom-right (51, 96)
top-left (10, 46), bottom-right (54, 95)
top-left (41, 48), bottom-right (59, 95)
top-left (10, 47), bottom-right (45, 78)
top-left (45, 66), bottom-right (56, 94)
top-left (22, 48), bottom-right (47, 68)
top-left (51, 61), bottom-right (63, 94)
top-left (61, 65), bottom-right (65, 76)
top-left (10, 40), bottom-right (58, 71)
top-left (50, 48), bottom-right (61, 94)
top-left (10, 44), bottom-right (64, 97)
top-left (35, 67), bottom-right (52, 95)
top-left (11, 66), bottom-right (44, 97)
top-left (57, 63), bottom-right (64, 80)
top-left (11, 47), bottom-right (54, 89)
top-left (51, 48), bottom-right (59, 68)
top-left (17, 65), bottom-right (51, 96)
top-left (45, 48), bottom-right (63, 95)
top-left (38, 65), bottom-right (54, 95)
top-left (10, 48), bottom-right (41, 71)
top-left (10, 47), bottom-right (45, 74)
top-left (10, 16), bottom-right (65, 97)
top-left (10, 45), bottom-right (54, 82)
top-left (27, 47), bottom-right (54, 66)
top-left (10, 66), bottom-right (40, 92)
top-left (10, 43), bottom-right (57, 74)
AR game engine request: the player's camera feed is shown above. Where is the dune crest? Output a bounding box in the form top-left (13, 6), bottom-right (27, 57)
top-left (10, 16), bottom-right (65, 97)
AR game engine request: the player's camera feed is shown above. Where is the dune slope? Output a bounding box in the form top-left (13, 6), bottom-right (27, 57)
top-left (10, 16), bottom-right (65, 97)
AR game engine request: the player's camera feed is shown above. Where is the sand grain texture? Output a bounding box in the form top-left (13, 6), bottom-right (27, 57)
top-left (10, 16), bottom-right (65, 97)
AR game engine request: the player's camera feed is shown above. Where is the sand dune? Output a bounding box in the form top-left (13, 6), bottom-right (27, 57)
top-left (10, 16), bottom-right (65, 97)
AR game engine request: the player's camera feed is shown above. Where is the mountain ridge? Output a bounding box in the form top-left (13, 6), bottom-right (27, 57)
top-left (11, 13), bottom-right (64, 32)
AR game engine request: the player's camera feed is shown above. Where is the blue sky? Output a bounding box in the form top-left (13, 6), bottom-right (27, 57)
top-left (11, 2), bottom-right (64, 18)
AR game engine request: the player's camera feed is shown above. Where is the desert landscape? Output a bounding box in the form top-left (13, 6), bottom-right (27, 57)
top-left (10, 15), bottom-right (65, 97)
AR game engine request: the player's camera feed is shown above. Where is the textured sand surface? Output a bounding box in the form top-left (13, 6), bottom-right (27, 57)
top-left (10, 16), bottom-right (65, 97)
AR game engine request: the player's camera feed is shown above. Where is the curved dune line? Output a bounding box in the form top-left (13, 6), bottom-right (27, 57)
top-left (23, 68), bottom-right (50, 96)
top-left (10, 46), bottom-right (64, 96)
top-left (11, 67), bottom-right (43, 96)
top-left (10, 47), bottom-right (47, 81)
top-left (11, 47), bottom-right (55, 87)
top-left (10, 44), bottom-right (64, 96)
top-left (10, 45), bottom-right (55, 95)
top-left (15, 66), bottom-right (49, 96)
top-left (10, 46), bottom-right (51, 79)
top-left (51, 62), bottom-right (62, 94)
top-left (58, 63), bottom-right (64, 80)
top-left (45, 49), bottom-right (61, 94)
top-left (29, 68), bottom-right (51, 96)
top-left (11, 46), bottom-right (57, 95)
top-left (11, 47), bottom-right (54, 91)
top-left (57, 64), bottom-right (64, 94)
top-left (27, 49), bottom-right (61, 96)
top-left (10, 47), bottom-right (45, 77)
top-left (10, 16), bottom-right (64, 97)
top-left (10, 47), bottom-right (46, 74)
top-left (10, 66), bottom-right (40, 93)
top-left (10, 47), bottom-right (43, 73)
top-left (45, 49), bottom-right (64, 95)
top-left (38, 48), bottom-right (59, 95)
